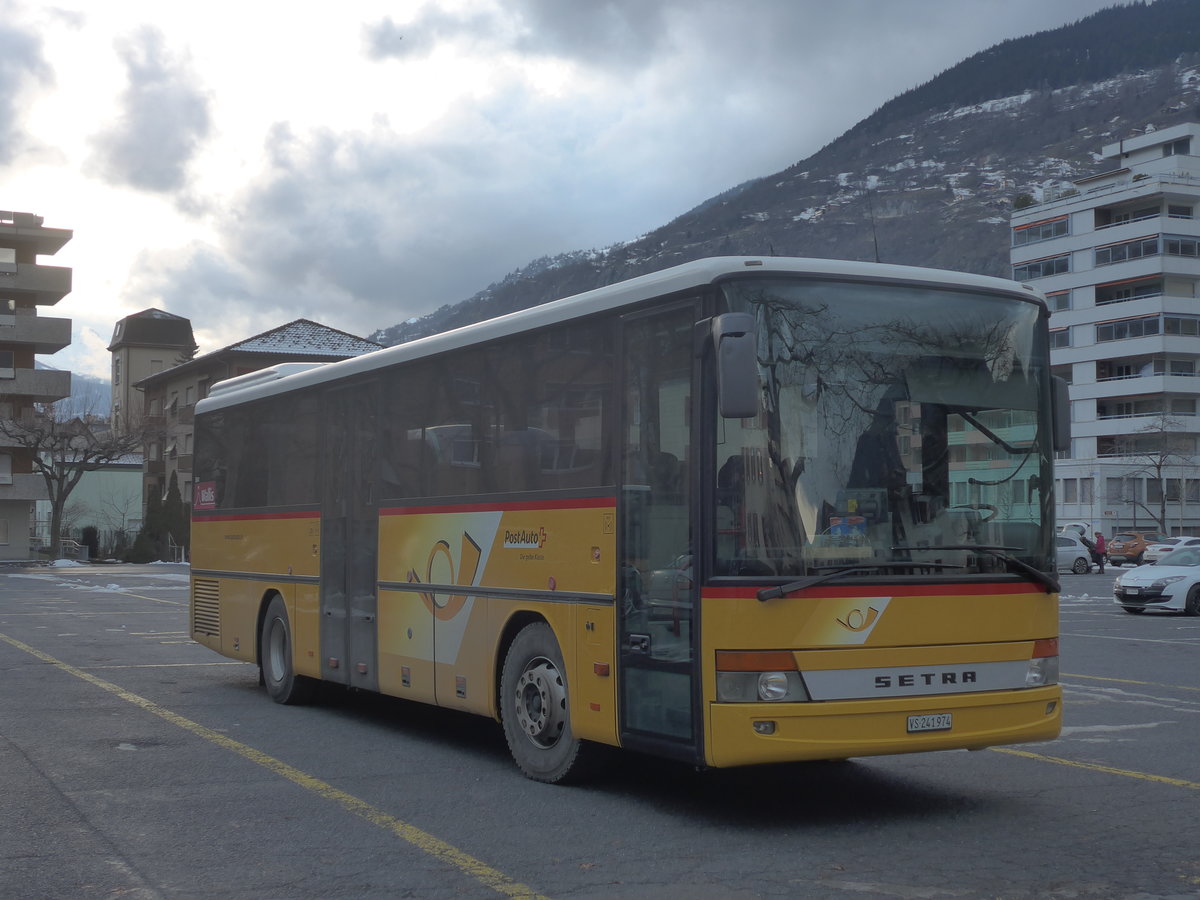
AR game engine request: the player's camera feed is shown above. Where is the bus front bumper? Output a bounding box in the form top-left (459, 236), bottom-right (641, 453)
top-left (706, 685), bottom-right (1062, 768)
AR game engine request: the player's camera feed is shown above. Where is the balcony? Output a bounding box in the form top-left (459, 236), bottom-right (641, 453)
top-left (1, 368), bottom-right (70, 402)
top-left (0, 263), bottom-right (72, 305)
top-left (0, 313), bottom-right (71, 353)
top-left (0, 473), bottom-right (48, 502)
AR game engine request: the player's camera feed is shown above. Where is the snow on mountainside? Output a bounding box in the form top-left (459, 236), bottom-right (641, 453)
top-left (371, 0), bottom-right (1200, 346)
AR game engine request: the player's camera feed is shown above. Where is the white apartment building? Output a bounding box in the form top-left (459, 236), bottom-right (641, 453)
top-left (1011, 122), bottom-right (1200, 538)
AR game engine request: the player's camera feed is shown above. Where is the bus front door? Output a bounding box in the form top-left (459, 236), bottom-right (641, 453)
top-left (320, 382), bottom-right (380, 692)
top-left (618, 303), bottom-right (700, 759)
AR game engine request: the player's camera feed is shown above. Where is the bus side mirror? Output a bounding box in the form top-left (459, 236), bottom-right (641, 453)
top-left (713, 313), bottom-right (759, 419)
top-left (1052, 376), bottom-right (1071, 452)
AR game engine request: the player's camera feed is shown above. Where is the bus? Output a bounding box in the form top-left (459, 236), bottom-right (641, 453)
top-left (189, 256), bottom-right (1066, 783)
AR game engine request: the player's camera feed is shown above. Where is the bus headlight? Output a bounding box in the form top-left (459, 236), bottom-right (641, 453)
top-left (716, 670), bottom-right (809, 702)
top-left (1026, 638), bottom-right (1059, 686)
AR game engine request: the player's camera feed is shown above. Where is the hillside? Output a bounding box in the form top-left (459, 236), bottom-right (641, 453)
top-left (371, 0), bottom-right (1200, 346)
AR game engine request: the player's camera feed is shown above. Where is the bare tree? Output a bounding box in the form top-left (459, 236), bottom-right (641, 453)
top-left (0, 398), bottom-right (147, 559)
top-left (1117, 414), bottom-right (1196, 532)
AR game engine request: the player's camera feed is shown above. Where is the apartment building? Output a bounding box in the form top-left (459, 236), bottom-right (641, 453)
top-left (0, 210), bottom-right (73, 561)
top-left (130, 318), bottom-right (381, 512)
top-left (1011, 122), bottom-right (1200, 537)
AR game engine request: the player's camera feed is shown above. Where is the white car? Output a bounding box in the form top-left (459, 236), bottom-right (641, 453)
top-left (1143, 536), bottom-right (1200, 564)
top-left (1056, 533), bottom-right (1094, 575)
top-left (1113, 546), bottom-right (1200, 615)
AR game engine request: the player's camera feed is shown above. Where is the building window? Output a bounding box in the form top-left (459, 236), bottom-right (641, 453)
top-left (1049, 328), bottom-right (1070, 349)
top-left (1063, 479), bottom-right (1078, 503)
top-left (0, 519), bottom-right (7, 545)
top-left (150, 359), bottom-right (163, 374)
top-left (1163, 235), bottom-right (1200, 257)
top-left (0, 350), bottom-right (13, 378)
top-left (1163, 315), bottom-right (1200, 335)
top-left (1012, 216), bottom-right (1068, 246)
top-left (1163, 138), bottom-right (1191, 157)
top-left (1047, 291), bottom-right (1071, 312)
top-left (1080, 477), bottom-right (1094, 504)
top-left (1012, 254), bottom-right (1070, 281)
top-left (1095, 277), bottom-right (1162, 305)
top-left (1161, 359), bottom-right (1196, 376)
top-left (1094, 236), bottom-right (1160, 266)
top-left (114, 357), bottom-right (121, 386)
top-left (0, 453), bottom-right (11, 485)
top-left (1095, 316), bottom-right (1160, 342)
top-left (1168, 204), bottom-right (1194, 219)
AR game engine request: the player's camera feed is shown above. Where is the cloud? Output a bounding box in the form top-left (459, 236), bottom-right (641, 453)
top-left (100, 0), bottom-right (1127, 355)
top-left (0, 20), bottom-right (51, 165)
top-left (87, 26), bottom-right (211, 193)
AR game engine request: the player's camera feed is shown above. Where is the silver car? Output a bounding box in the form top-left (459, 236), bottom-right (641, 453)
top-left (1113, 546), bottom-right (1200, 615)
top-left (1056, 534), bottom-right (1094, 575)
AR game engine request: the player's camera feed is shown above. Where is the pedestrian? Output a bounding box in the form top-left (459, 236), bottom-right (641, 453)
top-left (1093, 532), bottom-right (1107, 574)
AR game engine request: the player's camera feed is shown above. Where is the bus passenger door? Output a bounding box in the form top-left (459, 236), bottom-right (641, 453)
top-left (618, 303), bottom-right (700, 758)
top-left (320, 382), bottom-right (380, 692)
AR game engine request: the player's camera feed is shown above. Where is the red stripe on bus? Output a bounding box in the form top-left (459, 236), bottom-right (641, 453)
top-left (192, 510), bottom-right (320, 522)
top-left (704, 582), bottom-right (1039, 599)
top-left (381, 497), bottom-right (616, 516)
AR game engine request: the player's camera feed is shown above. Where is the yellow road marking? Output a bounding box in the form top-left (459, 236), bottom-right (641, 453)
top-left (0, 630), bottom-right (550, 900)
top-left (115, 592), bottom-right (184, 605)
top-left (993, 747), bottom-right (1200, 790)
top-left (1064, 672), bottom-right (1200, 693)
top-left (86, 662), bottom-right (247, 670)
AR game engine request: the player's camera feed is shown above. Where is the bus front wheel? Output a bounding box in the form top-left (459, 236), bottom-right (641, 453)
top-left (500, 622), bottom-right (589, 783)
top-left (260, 595), bottom-right (316, 705)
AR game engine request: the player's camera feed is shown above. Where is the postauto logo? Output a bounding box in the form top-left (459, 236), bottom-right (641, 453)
top-left (503, 526), bottom-right (547, 550)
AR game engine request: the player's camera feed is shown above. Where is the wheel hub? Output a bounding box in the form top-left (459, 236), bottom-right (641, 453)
top-left (514, 657), bottom-right (566, 748)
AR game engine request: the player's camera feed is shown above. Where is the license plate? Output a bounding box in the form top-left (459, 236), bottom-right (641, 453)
top-left (1125, 587), bottom-right (1140, 595)
top-left (907, 713), bottom-right (952, 733)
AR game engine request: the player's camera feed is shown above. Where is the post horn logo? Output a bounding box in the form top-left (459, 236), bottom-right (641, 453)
top-left (407, 532), bottom-right (482, 621)
top-left (836, 606), bottom-right (880, 632)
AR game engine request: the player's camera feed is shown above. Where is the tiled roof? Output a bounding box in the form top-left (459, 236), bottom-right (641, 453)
top-left (228, 319), bottom-right (383, 357)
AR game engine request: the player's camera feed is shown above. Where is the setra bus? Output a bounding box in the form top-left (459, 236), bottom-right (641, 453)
top-left (189, 256), bottom-right (1066, 782)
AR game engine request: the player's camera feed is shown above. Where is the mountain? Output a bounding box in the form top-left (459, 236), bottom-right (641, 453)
top-left (37, 362), bottom-right (112, 415)
top-left (371, 0), bottom-right (1200, 346)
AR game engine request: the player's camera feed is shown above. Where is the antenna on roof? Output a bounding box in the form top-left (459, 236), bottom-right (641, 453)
top-left (865, 184), bottom-right (881, 263)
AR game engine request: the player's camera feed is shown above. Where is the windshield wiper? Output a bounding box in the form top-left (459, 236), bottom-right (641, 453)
top-left (893, 544), bottom-right (1059, 594)
top-left (757, 561), bottom-right (965, 602)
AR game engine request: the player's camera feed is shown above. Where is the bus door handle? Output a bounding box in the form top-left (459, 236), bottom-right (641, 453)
top-left (628, 633), bottom-right (651, 654)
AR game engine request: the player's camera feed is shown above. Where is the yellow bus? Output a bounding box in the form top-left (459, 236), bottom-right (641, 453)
top-left (190, 256), bottom-right (1065, 782)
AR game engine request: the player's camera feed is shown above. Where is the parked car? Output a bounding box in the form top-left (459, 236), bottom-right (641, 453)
top-left (1142, 537), bottom-right (1200, 564)
top-left (1056, 533), bottom-right (1094, 574)
top-left (1106, 531), bottom-right (1168, 567)
top-left (1113, 545), bottom-right (1200, 615)
top-left (1058, 522), bottom-right (1092, 538)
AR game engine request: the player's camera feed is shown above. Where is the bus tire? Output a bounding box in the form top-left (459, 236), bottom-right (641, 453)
top-left (260, 595), bottom-right (316, 705)
top-left (500, 621), bottom-right (589, 783)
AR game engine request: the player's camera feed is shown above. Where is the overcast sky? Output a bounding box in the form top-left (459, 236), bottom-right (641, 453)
top-left (1, 0), bottom-right (1125, 379)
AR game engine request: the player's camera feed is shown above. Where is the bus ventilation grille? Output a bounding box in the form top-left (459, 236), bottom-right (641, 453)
top-left (192, 579), bottom-right (221, 637)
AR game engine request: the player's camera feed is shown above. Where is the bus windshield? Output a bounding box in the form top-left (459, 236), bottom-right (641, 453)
top-left (715, 276), bottom-right (1053, 580)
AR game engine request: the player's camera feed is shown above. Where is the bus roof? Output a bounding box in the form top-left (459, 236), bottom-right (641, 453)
top-left (197, 256), bottom-right (1043, 414)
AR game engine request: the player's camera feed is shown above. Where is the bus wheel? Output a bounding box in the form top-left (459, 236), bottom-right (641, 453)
top-left (501, 622), bottom-right (588, 783)
top-left (260, 595), bottom-right (316, 705)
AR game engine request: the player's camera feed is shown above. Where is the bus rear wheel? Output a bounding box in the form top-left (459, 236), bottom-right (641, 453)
top-left (500, 622), bottom-right (589, 783)
top-left (260, 595), bottom-right (317, 705)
